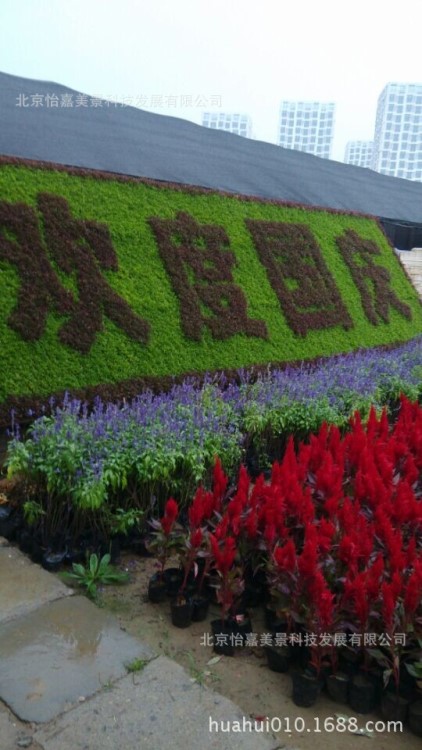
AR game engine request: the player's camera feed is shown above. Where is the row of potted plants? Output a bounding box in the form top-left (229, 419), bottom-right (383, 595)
top-left (4, 338), bottom-right (421, 553)
top-left (143, 396), bottom-right (421, 733)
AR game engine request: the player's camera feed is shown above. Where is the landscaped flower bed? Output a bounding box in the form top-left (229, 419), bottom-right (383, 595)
top-left (141, 396), bottom-right (421, 728)
top-left (3, 338), bottom-right (421, 557)
top-left (2, 385), bottom-right (422, 732)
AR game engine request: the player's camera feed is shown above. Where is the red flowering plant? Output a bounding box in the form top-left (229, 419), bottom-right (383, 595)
top-left (209, 533), bottom-right (244, 624)
top-left (146, 498), bottom-right (183, 581)
top-left (366, 561), bottom-right (422, 695)
top-left (177, 486), bottom-right (210, 595)
top-left (266, 537), bottom-right (299, 631)
top-left (304, 570), bottom-right (335, 678)
top-left (223, 464), bottom-right (269, 599)
top-left (192, 458), bottom-right (235, 595)
top-left (262, 439), bottom-right (303, 627)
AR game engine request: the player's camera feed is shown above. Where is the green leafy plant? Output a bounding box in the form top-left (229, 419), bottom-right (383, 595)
top-left (125, 657), bottom-right (148, 673)
top-left (405, 639), bottom-right (422, 690)
top-left (107, 507), bottom-right (144, 536)
top-left (62, 553), bottom-right (129, 599)
top-left (23, 499), bottom-right (45, 527)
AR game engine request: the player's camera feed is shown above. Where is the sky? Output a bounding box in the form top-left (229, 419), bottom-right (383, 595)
top-left (1, 0), bottom-right (422, 162)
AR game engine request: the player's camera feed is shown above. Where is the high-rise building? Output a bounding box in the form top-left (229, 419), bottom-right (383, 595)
top-left (372, 83), bottom-right (422, 181)
top-left (201, 112), bottom-right (253, 138)
top-left (277, 101), bottom-right (335, 159)
top-left (344, 140), bottom-right (374, 168)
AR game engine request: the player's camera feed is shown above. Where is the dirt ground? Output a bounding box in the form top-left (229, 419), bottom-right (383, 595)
top-left (97, 553), bottom-right (420, 750)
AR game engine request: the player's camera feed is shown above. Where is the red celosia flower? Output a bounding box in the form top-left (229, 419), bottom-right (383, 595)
top-left (244, 507), bottom-right (258, 539)
top-left (404, 564), bottom-right (422, 617)
top-left (317, 518), bottom-right (336, 554)
top-left (233, 464), bottom-right (250, 508)
top-left (190, 528), bottom-right (203, 549)
top-left (160, 497), bottom-right (178, 535)
top-left (212, 457), bottom-right (228, 513)
top-left (402, 454), bottom-right (419, 486)
top-left (214, 514), bottom-right (230, 541)
top-left (264, 518), bottom-right (277, 547)
top-left (209, 534), bottom-right (237, 576)
top-left (318, 588), bottom-right (334, 629)
top-left (366, 554), bottom-right (384, 599)
top-left (274, 539), bottom-right (296, 573)
top-left (188, 486), bottom-right (209, 528)
top-left (298, 525), bottom-right (318, 579)
top-left (406, 536), bottom-right (417, 568)
top-left (344, 572), bottom-right (369, 630)
top-left (227, 497), bottom-right (243, 537)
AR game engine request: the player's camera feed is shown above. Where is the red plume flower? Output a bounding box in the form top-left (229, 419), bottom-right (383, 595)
top-left (160, 498), bottom-right (179, 535)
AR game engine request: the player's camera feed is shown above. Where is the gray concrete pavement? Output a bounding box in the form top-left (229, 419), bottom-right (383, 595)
top-left (0, 546), bottom-right (71, 624)
top-left (0, 544), bottom-right (280, 749)
top-left (0, 595), bottom-right (154, 723)
top-left (34, 656), bottom-right (281, 750)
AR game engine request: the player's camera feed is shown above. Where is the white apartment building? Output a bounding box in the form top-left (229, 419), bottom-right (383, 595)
top-left (201, 112), bottom-right (253, 138)
top-left (278, 101), bottom-right (335, 159)
top-left (344, 140), bottom-right (374, 168)
top-left (372, 83), bottom-right (422, 181)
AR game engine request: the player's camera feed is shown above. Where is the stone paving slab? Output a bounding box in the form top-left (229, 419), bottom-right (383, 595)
top-left (0, 700), bottom-right (43, 750)
top-left (0, 596), bottom-right (155, 723)
top-left (0, 546), bottom-right (72, 624)
top-left (34, 656), bottom-right (281, 750)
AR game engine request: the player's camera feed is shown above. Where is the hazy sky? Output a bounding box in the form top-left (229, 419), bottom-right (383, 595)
top-left (1, 0), bottom-right (421, 161)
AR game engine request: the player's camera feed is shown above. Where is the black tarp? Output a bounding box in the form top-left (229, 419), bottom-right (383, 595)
top-left (1, 71), bottom-right (422, 248)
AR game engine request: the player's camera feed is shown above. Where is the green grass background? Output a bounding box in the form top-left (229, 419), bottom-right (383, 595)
top-left (0, 162), bottom-right (421, 404)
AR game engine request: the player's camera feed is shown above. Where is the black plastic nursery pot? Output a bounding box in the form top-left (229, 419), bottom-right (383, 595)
top-left (191, 594), bottom-right (210, 622)
top-left (0, 505), bottom-right (22, 541)
top-left (130, 536), bottom-right (154, 557)
top-left (30, 538), bottom-right (46, 565)
top-left (170, 597), bottom-right (193, 628)
top-left (365, 666), bottom-right (384, 704)
top-left (163, 567), bottom-right (184, 597)
top-left (326, 672), bottom-right (350, 704)
top-left (65, 546), bottom-right (85, 565)
top-left (264, 604), bottom-right (277, 629)
top-left (229, 612), bottom-right (253, 645)
top-left (264, 606), bottom-right (288, 634)
top-left (291, 670), bottom-right (323, 708)
top-left (17, 529), bottom-right (33, 554)
top-left (42, 549), bottom-right (67, 572)
top-left (409, 700), bottom-right (422, 737)
top-left (183, 577), bottom-right (198, 599)
top-left (210, 619), bottom-right (235, 657)
top-left (265, 645), bottom-right (291, 673)
top-left (381, 691), bottom-right (410, 723)
top-left (348, 673), bottom-right (377, 714)
top-left (242, 570), bottom-right (268, 608)
top-left (148, 573), bottom-right (167, 603)
top-left (338, 646), bottom-right (362, 676)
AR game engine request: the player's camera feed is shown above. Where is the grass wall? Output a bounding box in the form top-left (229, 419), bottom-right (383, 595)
top-left (0, 156), bottom-right (420, 423)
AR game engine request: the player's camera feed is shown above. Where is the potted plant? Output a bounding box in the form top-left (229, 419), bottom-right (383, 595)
top-left (209, 534), bottom-right (244, 656)
top-left (146, 498), bottom-right (182, 603)
top-left (106, 507), bottom-right (144, 557)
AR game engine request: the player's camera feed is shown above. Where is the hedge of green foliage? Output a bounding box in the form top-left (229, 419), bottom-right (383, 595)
top-left (0, 157), bottom-right (421, 422)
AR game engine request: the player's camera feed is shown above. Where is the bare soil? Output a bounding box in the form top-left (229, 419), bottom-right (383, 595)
top-left (99, 553), bottom-right (419, 750)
